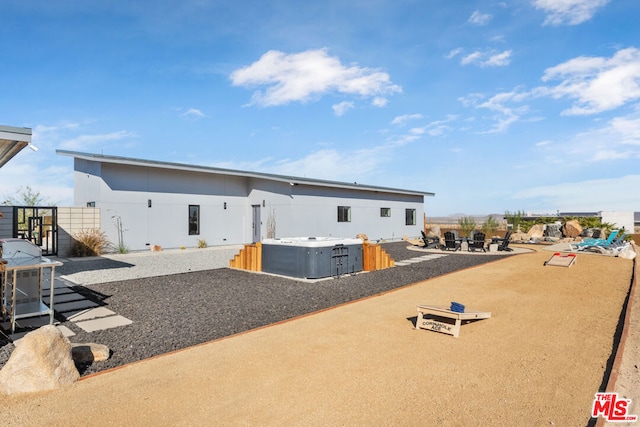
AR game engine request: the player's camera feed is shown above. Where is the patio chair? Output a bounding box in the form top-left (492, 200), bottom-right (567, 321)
top-left (420, 231), bottom-right (441, 249)
top-left (441, 231), bottom-right (461, 251)
top-left (569, 229), bottom-right (619, 251)
top-left (490, 230), bottom-right (513, 252)
top-left (467, 231), bottom-right (486, 252)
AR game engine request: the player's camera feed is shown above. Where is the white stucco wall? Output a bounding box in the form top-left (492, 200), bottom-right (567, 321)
top-left (72, 158), bottom-right (426, 251)
top-left (600, 211), bottom-right (634, 233)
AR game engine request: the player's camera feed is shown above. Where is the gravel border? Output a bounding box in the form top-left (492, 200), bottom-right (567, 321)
top-left (1, 242), bottom-right (512, 375)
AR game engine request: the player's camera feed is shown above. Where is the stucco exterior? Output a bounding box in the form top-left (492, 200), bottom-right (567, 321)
top-left (58, 150), bottom-right (433, 251)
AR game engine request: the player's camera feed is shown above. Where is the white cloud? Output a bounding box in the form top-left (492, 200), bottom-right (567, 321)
top-left (484, 50), bottom-right (513, 67)
top-left (536, 111), bottom-right (640, 165)
top-left (542, 47), bottom-right (640, 115)
top-left (332, 101), bottom-right (354, 116)
top-left (458, 93), bottom-right (485, 108)
top-left (610, 115), bottom-right (640, 145)
top-left (371, 97), bottom-right (388, 107)
top-left (210, 145), bottom-right (395, 184)
top-left (461, 51), bottom-right (483, 66)
top-left (514, 175), bottom-right (640, 212)
top-left (532, 0), bottom-right (610, 26)
top-left (60, 130), bottom-right (134, 150)
top-left (391, 114), bottom-right (423, 126)
top-left (569, 110), bottom-right (640, 161)
top-left (273, 148), bottom-right (387, 180)
top-left (180, 108), bottom-right (205, 119)
top-left (446, 48), bottom-right (463, 59)
top-left (387, 115), bottom-right (457, 146)
top-left (461, 50), bottom-right (512, 67)
top-left (230, 48), bottom-right (401, 108)
top-left (476, 90), bottom-right (529, 133)
top-left (408, 115), bottom-right (458, 137)
top-left (386, 134), bottom-right (420, 147)
top-left (468, 10), bottom-right (492, 26)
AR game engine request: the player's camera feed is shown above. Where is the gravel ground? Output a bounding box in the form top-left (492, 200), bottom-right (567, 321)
top-left (0, 242), bottom-right (511, 376)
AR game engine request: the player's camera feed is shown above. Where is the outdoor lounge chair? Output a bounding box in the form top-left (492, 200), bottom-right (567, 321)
top-left (441, 231), bottom-right (462, 251)
top-left (467, 231), bottom-right (486, 252)
top-left (580, 233), bottom-right (630, 255)
top-left (490, 230), bottom-right (513, 252)
top-left (421, 231), bottom-right (441, 249)
top-left (569, 230), bottom-right (619, 251)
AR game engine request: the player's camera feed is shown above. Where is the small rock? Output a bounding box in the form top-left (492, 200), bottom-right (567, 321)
top-left (356, 233), bottom-right (369, 242)
top-left (71, 343), bottom-right (111, 364)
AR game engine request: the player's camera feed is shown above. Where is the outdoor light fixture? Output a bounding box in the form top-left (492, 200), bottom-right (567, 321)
top-left (224, 202), bottom-right (227, 209)
top-left (28, 143), bottom-right (39, 152)
top-left (148, 199), bottom-right (152, 208)
top-left (262, 200), bottom-right (265, 207)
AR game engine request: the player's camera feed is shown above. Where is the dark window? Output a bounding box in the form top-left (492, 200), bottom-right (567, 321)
top-left (337, 206), bottom-right (351, 222)
top-left (405, 208), bottom-right (416, 226)
top-left (380, 207), bottom-right (391, 217)
top-left (86, 201), bottom-right (95, 207)
top-left (189, 205), bottom-right (200, 235)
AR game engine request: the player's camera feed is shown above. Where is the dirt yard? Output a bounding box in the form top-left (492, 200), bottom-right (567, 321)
top-left (1, 245), bottom-right (636, 426)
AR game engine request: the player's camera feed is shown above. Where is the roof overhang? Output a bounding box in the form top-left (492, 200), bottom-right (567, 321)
top-left (57, 149), bottom-right (435, 198)
top-left (0, 125), bottom-right (32, 168)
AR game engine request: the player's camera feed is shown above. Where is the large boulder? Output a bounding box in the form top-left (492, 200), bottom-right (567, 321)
top-left (510, 231), bottom-right (528, 242)
top-left (562, 220), bottom-right (583, 238)
top-left (427, 225), bottom-right (441, 238)
top-left (0, 325), bottom-right (80, 395)
top-left (545, 224), bottom-right (563, 238)
top-left (527, 224), bottom-right (544, 240)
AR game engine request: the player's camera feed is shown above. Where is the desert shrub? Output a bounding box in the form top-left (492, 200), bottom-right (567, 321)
top-left (116, 243), bottom-right (129, 254)
top-left (505, 210), bottom-right (525, 232)
top-left (458, 216), bottom-right (477, 237)
top-left (575, 216), bottom-right (614, 232)
top-left (481, 217), bottom-right (499, 236)
top-left (68, 229), bottom-right (110, 257)
top-left (519, 220), bottom-right (535, 233)
top-left (197, 239), bottom-right (207, 248)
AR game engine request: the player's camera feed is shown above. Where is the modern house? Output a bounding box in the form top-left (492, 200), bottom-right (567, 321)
top-left (57, 150), bottom-right (434, 251)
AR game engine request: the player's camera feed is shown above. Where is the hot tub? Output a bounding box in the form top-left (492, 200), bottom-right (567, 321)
top-left (261, 237), bottom-right (363, 279)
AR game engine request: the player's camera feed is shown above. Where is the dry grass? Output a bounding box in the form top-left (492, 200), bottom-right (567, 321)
top-left (67, 229), bottom-right (110, 257)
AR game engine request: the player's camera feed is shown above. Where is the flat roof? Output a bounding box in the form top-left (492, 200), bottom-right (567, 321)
top-left (0, 125), bottom-right (32, 168)
top-left (57, 149), bottom-right (434, 197)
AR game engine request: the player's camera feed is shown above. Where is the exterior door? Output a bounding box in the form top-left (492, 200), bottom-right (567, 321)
top-left (252, 205), bottom-right (261, 243)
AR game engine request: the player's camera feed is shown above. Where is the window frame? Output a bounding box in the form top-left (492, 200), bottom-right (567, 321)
top-left (337, 206), bottom-right (351, 223)
top-left (405, 208), bottom-right (416, 226)
top-left (189, 204), bottom-right (200, 235)
top-left (380, 207), bottom-right (391, 217)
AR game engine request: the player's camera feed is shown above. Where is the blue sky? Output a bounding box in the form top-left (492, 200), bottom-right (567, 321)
top-left (1, 0), bottom-right (639, 216)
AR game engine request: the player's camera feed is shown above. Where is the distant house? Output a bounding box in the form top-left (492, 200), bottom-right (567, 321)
top-left (57, 150), bottom-right (434, 251)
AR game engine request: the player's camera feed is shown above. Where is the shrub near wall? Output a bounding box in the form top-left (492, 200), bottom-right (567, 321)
top-left (68, 229), bottom-right (110, 257)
